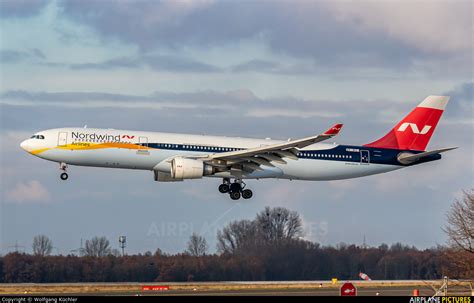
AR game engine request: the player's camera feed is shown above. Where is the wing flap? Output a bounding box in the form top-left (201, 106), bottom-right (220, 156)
top-left (242, 162), bottom-right (264, 171)
top-left (242, 157), bottom-right (275, 167)
top-left (274, 150), bottom-right (298, 160)
top-left (259, 153), bottom-right (287, 164)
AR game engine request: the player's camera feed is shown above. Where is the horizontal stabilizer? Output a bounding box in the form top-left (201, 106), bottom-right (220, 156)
top-left (397, 147), bottom-right (458, 164)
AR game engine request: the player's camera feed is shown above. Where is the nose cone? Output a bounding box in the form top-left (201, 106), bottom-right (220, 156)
top-left (20, 139), bottom-right (31, 153)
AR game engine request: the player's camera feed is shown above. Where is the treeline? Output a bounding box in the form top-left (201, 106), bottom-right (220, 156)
top-left (1, 206), bottom-right (470, 282)
top-left (0, 243), bottom-right (460, 283)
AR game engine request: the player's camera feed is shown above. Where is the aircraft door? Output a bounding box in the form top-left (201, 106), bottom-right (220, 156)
top-left (360, 150), bottom-right (370, 164)
top-left (139, 136), bottom-right (148, 148)
top-left (137, 136), bottom-right (150, 155)
top-left (58, 132), bottom-right (68, 146)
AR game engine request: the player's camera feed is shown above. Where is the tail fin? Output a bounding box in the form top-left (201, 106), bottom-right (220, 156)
top-left (364, 95), bottom-right (450, 151)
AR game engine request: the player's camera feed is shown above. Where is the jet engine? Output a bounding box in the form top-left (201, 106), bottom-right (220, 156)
top-left (170, 157), bottom-right (214, 179)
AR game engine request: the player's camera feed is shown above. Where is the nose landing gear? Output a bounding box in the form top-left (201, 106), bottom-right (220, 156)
top-left (60, 162), bottom-right (68, 180)
top-left (219, 178), bottom-right (253, 200)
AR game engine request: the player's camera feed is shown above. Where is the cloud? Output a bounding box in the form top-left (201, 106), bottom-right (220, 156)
top-left (0, 50), bottom-right (27, 63)
top-left (64, 56), bottom-right (311, 75)
top-left (2, 83), bottom-right (472, 129)
top-left (231, 60), bottom-right (281, 73)
top-left (0, 88), bottom-right (371, 121)
top-left (0, 0), bottom-right (49, 18)
top-left (443, 82), bottom-right (473, 120)
top-left (1, 90), bottom-right (147, 102)
top-left (327, 0), bottom-right (473, 54)
top-left (68, 54), bottom-right (221, 73)
top-left (0, 49), bottom-right (46, 63)
top-left (229, 60), bottom-right (320, 75)
top-left (59, 0), bottom-right (472, 71)
top-left (58, 0), bottom-right (218, 51)
top-left (30, 48), bottom-right (46, 60)
top-left (247, 108), bottom-right (342, 119)
top-left (45, 55), bottom-right (346, 75)
top-left (5, 180), bottom-right (51, 204)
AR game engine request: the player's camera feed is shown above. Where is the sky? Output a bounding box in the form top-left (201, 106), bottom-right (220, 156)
top-left (0, 0), bottom-right (472, 255)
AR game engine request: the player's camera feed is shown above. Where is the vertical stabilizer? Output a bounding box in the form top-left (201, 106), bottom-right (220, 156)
top-left (364, 96), bottom-right (449, 151)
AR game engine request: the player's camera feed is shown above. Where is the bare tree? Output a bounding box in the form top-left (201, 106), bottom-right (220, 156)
top-left (32, 235), bottom-right (53, 256)
top-left (443, 190), bottom-right (474, 254)
top-left (217, 207), bottom-right (303, 255)
top-left (186, 233), bottom-right (208, 256)
top-left (217, 219), bottom-right (257, 254)
top-left (255, 206), bottom-right (303, 243)
top-left (84, 236), bottom-right (111, 257)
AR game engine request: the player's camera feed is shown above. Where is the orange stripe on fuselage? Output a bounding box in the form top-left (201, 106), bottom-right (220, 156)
top-left (31, 142), bottom-right (149, 154)
top-left (30, 148), bottom-right (50, 155)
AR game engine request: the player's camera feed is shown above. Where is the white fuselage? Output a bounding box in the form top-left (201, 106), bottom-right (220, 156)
top-left (20, 128), bottom-right (403, 181)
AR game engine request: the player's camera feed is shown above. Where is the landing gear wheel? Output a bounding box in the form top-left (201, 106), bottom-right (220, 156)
top-left (219, 184), bottom-right (230, 193)
top-left (230, 182), bottom-right (242, 193)
top-left (242, 189), bottom-right (253, 199)
top-left (60, 172), bottom-right (69, 180)
top-left (230, 191), bottom-right (241, 200)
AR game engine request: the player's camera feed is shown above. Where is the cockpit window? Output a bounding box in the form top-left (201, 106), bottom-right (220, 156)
top-left (30, 135), bottom-right (45, 139)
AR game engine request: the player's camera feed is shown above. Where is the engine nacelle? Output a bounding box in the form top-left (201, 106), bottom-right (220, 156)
top-left (154, 171), bottom-right (183, 182)
top-left (170, 157), bottom-right (214, 180)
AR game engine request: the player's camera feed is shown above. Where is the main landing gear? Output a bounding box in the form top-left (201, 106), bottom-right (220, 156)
top-left (59, 162), bottom-right (68, 180)
top-left (219, 178), bottom-right (253, 200)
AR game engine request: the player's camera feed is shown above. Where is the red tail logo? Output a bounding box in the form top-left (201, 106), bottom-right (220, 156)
top-left (364, 96), bottom-right (449, 151)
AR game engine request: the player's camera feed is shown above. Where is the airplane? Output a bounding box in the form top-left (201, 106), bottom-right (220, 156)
top-left (20, 95), bottom-right (456, 200)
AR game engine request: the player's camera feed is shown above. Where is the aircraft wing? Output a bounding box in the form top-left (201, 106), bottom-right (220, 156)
top-left (201, 124), bottom-right (343, 172)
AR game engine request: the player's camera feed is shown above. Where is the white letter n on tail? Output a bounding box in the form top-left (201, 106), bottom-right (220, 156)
top-left (397, 123), bottom-right (431, 135)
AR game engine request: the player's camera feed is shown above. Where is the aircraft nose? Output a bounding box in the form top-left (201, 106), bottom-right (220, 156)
top-left (20, 139), bottom-right (30, 152)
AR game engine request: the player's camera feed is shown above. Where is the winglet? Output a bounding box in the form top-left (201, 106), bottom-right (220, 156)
top-left (323, 123), bottom-right (343, 136)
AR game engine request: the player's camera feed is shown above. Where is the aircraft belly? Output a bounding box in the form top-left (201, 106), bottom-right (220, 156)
top-left (211, 166), bottom-right (284, 179)
top-left (38, 148), bottom-right (172, 170)
top-left (279, 159), bottom-right (401, 180)
top-left (38, 148), bottom-right (400, 180)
